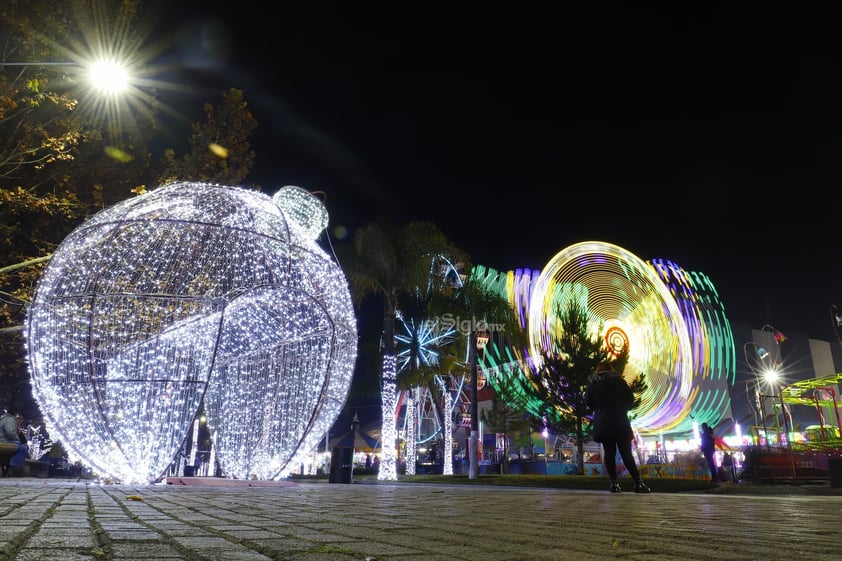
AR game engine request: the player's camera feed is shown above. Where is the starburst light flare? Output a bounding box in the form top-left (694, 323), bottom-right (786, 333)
top-left (26, 182), bottom-right (357, 483)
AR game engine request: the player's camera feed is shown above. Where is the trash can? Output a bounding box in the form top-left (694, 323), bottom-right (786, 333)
top-left (183, 465), bottom-right (195, 477)
top-left (329, 447), bottom-right (354, 484)
top-left (829, 458), bottom-right (842, 488)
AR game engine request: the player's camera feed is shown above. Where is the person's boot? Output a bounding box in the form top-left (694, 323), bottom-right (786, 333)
top-left (634, 478), bottom-right (651, 493)
top-left (609, 480), bottom-right (622, 493)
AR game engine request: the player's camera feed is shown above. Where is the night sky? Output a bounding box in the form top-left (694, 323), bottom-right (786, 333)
top-left (148, 3), bottom-right (842, 342)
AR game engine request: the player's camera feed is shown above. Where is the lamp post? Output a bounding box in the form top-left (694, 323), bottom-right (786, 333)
top-left (744, 325), bottom-right (790, 449)
top-left (468, 329), bottom-right (490, 480)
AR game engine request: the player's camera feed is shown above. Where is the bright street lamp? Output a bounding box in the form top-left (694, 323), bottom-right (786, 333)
top-left (743, 325), bottom-right (792, 449)
top-left (1, 59), bottom-right (131, 95)
top-left (87, 59), bottom-right (130, 94)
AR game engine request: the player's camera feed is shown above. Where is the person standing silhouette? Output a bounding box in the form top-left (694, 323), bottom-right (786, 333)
top-left (586, 361), bottom-right (651, 494)
top-left (700, 422), bottom-right (718, 482)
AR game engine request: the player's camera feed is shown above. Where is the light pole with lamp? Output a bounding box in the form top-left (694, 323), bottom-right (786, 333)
top-left (743, 324), bottom-right (795, 482)
top-left (743, 325), bottom-right (788, 446)
top-left (468, 328), bottom-right (490, 479)
top-left (744, 342), bottom-right (773, 448)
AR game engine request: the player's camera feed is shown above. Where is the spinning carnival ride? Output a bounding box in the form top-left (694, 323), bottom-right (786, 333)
top-left (478, 241), bottom-right (736, 440)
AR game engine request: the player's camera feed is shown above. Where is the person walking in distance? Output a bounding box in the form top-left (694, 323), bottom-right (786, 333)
top-left (585, 361), bottom-right (651, 494)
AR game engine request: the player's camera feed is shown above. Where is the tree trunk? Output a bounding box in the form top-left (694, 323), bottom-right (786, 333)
top-left (576, 417), bottom-right (586, 475)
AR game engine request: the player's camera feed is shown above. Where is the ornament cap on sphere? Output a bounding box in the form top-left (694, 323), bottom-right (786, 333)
top-left (272, 185), bottom-right (329, 240)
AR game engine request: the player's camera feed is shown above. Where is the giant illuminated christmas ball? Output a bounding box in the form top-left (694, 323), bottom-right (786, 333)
top-left (25, 182), bottom-right (358, 483)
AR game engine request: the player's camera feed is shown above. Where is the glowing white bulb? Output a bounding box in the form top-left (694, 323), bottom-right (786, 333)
top-left (88, 59), bottom-right (130, 94)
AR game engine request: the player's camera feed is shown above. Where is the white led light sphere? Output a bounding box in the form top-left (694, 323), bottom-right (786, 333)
top-left (25, 182), bottom-right (358, 483)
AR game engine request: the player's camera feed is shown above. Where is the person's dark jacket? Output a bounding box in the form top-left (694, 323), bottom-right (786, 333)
top-left (700, 426), bottom-right (715, 454)
top-left (585, 371), bottom-right (635, 443)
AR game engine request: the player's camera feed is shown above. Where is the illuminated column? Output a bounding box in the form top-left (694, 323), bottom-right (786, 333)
top-left (443, 389), bottom-right (453, 475)
top-left (189, 419), bottom-right (199, 471)
top-left (378, 355), bottom-right (399, 481)
top-left (207, 433), bottom-right (216, 478)
top-left (405, 394), bottom-right (416, 475)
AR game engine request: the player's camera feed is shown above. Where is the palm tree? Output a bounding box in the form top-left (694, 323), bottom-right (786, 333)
top-left (392, 264), bottom-right (461, 474)
top-left (397, 333), bottom-right (472, 475)
top-left (340, 218), bottom-right (466, 480)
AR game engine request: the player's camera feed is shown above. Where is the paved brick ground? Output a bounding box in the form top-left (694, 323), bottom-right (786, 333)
top-left (0, 478), bottom-right (840, 560)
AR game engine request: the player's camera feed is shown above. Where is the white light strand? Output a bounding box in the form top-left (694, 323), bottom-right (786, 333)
top-left (378, 354), bottom-right (398, 481)
top-left (208, 432), bottom-right (216, 477)
top-left (443, 389), bottom-right (453, 475)
top-left (405, 393), bottom-right (416, 475)
top-left (190, 418), bottom-right (199, 467)
top-left (25, 182), bottom-right (357, 484)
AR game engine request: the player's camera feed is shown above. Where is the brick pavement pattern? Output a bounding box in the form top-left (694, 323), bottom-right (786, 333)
top-left (0, 479), bottom-right (841, 560)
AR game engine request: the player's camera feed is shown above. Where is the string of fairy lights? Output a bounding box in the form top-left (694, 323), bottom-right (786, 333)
top-left (378, 354), bottom-right (399, 480)
top-left (25, 182), bottom-right (357, 484)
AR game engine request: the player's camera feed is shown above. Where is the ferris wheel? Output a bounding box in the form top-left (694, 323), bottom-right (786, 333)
top-left (393, 257), bottom-right (472, 449)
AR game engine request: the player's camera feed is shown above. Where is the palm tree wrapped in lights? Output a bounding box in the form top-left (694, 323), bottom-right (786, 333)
top-left (342, 219), bottom-right (466, 481)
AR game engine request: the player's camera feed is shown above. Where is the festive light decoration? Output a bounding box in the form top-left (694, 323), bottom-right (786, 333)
top-left (474, 241), bottom-right (735, 440)
top-left (378, 355), bottom-right (399, 480)
top-left (394, 316), bottom-right (463, 452)
top-left (405, 394), bottom-right (416, 475)
top-left (391, 259), bottom-right (467, 470)
top-left (646, 258), bottom-right (735, 433)
top-left (26, 182), bottom-right (357, 484)
top-left (442, 388), bottom-right (453, 475)
top-left (24, 424), bottom-right (53, 461)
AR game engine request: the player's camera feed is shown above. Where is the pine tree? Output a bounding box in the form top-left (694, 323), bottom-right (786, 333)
top-left (529, 301), bottom-right (646, 475)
